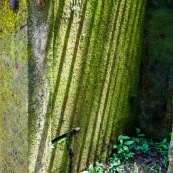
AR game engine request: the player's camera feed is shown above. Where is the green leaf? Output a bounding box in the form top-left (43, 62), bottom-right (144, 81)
top-left (118, 135), bottom-right (123, 141)
top-left (133, 137), bottom-right (140, 143)
top-left (113, 159), bottom-right (121, 166)
top-left (136, 128), bottom-right (140, 134)
top-left (122, 136), bottom-right (131, 140)
top-left (123, 146), bottom-right (129, 151)
top-left (118, 135), bottom-right (130, 141)
top-left (120, 139), bottom-right (123, 145)
top-left (124, 141), bottom-right (134, 145)
top-left (162, 144), bottom-right (168, 149)
top-left (163, 138), bottom-right (167, 143)
top-left (88, 164), bottom-right (93, 172)
top-left (138, 134), bottom-right (145, 137)
top-left (113, 145), bottom-right (118, 149)
top-left (116, 165), bottom-right (124, 171)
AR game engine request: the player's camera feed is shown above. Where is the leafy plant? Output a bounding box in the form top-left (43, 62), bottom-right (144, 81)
top-left (86, 129), bottom-right (170, 173)
top-left (88, 162), bottom-right (104, 173)
top-left (130, 128), bottom-right (150, 153)
top-left (154, 138), bottom-right (169, 165)
top-left (88, 164), bottom-right (94, 173)
top-left (113, 135), bottom-right (135, 162)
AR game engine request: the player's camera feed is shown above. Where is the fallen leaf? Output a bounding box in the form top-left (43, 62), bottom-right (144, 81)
top-left (134, 162), bottom-right (138, 173)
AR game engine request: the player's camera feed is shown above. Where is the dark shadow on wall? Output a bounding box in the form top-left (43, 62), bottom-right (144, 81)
top-left (138, 0), bottom-right (173, 138)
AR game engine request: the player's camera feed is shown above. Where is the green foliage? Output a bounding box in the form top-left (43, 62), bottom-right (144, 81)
top-left (130, 128), bottom-right (149, 153)
top-left (85, 128), bottom-right (170, 173)
top-left (88, 162), bottom-right (104, 173)
top-left (113, 135), bottom-right (135, 162)
top-left (155, 138), bottom-right (169, 165)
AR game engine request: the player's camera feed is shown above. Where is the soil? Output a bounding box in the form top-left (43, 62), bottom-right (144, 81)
top-left (124, 152), bottom-right (168, 173)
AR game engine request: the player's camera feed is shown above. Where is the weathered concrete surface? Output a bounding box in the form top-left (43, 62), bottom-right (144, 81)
top-left (1, 0), bottom-right (146, 172)
top-left (0, 0), bottom-right (28, 172)
top-left (27, 0), bottom-right (54, 172)
top-left (43, 0), bottom-right (146, 172)
top-left (138, 0), bottom-right (172, 138)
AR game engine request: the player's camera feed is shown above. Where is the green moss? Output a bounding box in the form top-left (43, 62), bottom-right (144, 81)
top-left (0, 0), bottom-right (28, 172)
top-left (0, 0), bottom-right (146, 172)
top-left (46, 0), bottom-right (146, 172)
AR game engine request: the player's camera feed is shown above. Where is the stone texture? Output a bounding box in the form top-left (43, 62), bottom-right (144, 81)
top-left (0, 0), bottom-right (28, 172)
top-left (0, 0), bottom-right (146, 172)
top-left (138, 0), bottom-right (172, 138)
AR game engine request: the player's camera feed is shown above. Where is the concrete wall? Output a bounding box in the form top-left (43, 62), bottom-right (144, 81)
top-left (138, 0), bottom-right (172, 138)
top-left (0, 0), bottom-right (146, 172)
top-left (0, 0), bottom-right (28, 172)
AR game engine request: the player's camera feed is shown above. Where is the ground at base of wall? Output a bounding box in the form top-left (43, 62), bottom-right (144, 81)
top-left (83, 130), bottom-right (170, 173)
top-left (84, 148), bottom-right (168, 173)
top-left (91, 152), bottom-right (168, 173)
top-left (124, 152), bottom-right (168, 173)
top-left (83, 152), bottom-right (168, 173)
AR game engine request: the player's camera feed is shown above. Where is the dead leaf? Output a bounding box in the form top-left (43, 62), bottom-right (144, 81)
top-left (134, 162), bottom-right (138, 173)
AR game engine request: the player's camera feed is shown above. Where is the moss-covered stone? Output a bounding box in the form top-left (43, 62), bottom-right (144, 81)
top-left (0, 0), bottom-right (28, 172)
top-left (1, 0), bottom-right (146, 172)
top-left (46, 0), bottom-right (146, 172)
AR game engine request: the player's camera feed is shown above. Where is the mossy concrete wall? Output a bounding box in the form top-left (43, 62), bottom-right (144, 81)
top-left (28, 0), bottom-right (146, 172)
top-left (0, 0), bottom-right (28, 172)
top-left (138, 0), bottom-right (172, 138)
top-left (0, 0), bottom-right (146, 172)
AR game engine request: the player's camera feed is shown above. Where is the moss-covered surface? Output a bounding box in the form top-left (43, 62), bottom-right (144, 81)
top-left (138, 0), bottom-right (173, 138)
top-left (0, 0), bottom-right (28, 172)
top-left (45, 0), bottom-right (146, 172)
top-left (27, 0), bottom-right (54, 172)
top-left (1, 0), bottom-right (146, 172)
